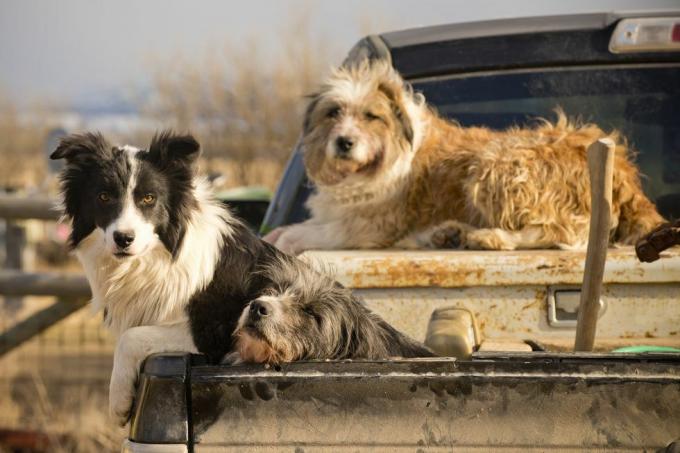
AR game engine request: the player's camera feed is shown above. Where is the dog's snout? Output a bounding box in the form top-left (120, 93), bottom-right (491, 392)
top-left (335, 136), bottom-right (354, 156)
top-left (249, 299), bottom-right (271, 319)
top-left (113, 230), bottom-right (135, 248)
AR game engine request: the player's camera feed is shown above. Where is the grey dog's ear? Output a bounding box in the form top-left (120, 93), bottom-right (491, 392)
top-left (378, 80), bottom-right (414, 145)
top-left (302, 93), bottom-right (321, 134)
top-left (50, 132), bottom-right (111, 162)
top-left (148, 131), bottom-right (201, 167)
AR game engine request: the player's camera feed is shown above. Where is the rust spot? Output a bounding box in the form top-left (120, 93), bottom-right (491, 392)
top-left (315, 247), bottom-right (680, 289)
top-left (644, 331), bottom-right (656, 338)
top-left (350, 257), bottom-right (485, 288)
top-left (670, 331), bottom-right (678, 336)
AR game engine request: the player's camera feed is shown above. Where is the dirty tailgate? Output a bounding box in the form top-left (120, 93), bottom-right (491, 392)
top-left (301, 248), bottom-right (680, 350)
top-left (128, 353), bottom-right (680, 451)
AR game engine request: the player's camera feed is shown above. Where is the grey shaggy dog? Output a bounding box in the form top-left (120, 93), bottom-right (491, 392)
top-left (233, 256), bottom-right (434, 364)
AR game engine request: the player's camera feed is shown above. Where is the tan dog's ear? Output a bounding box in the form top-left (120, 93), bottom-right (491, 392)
top-left (378, 80), bottom-right (414, 145)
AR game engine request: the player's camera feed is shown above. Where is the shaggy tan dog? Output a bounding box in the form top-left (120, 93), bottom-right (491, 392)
top-left (267, 60), bottom-right (663, 254)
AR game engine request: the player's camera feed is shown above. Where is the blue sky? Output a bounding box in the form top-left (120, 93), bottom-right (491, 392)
top-left (1, 0), bottom-right (678, 107)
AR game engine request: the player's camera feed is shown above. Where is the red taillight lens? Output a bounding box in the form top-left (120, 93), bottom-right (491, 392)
top-left (672, 23), bottom-right (680, 42)
top-left (610, 18), bottom-right (680, 53)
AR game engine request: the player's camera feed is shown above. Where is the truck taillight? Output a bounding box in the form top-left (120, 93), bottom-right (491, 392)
top-left (610, 17), bottom-right (680, 53)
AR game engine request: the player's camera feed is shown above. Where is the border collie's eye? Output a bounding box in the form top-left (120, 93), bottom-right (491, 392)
top-left (326, 107), bottom-right (340, 119)
top-left (142, 194), bottom-right (155, 205)
top-left (365, 111), bottom-right (382, 121)
top-left (98, 192), bottom-right (110, 203)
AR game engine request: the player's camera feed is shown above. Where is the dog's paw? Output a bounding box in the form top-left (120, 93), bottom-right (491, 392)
top-left (262, 227), bottom-right (287, 245)
top-left (221, 351), bottom-right (243, 365)
top-left (109, 328), bottom-right (144, 427)
top-left (465, 228), bottom-right (517, 250)
top-left (109, 377), bottom-right (134, 427)
top-left (429, 221), bottom-right (469, 249)
top-left (272, 225), bottom-right (309, 255)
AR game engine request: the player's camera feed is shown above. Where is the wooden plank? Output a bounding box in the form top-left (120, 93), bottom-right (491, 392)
top-left (0, 195), bottom-right (60, 220)
top-left (0, 271), bottom-right (90, 297)
top-left (4, 221), bottom-right (26, 311)
top-left (574, 139), bottom-right (615, 351)
top-left (0, 297), bottom-right (89, 356)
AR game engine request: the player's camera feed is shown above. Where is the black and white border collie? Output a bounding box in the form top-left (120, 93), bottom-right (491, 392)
top-left (51, 131), bottom-right (432, 426)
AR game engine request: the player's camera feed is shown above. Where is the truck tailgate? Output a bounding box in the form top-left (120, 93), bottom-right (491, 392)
top-left (128, 353), bottom-right (680, 451)
top-left (301, 248), bottom-right (680, 350)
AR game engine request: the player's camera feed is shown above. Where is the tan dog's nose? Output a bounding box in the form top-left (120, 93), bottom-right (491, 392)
top-left (335, 136), bottom-right (354, 157)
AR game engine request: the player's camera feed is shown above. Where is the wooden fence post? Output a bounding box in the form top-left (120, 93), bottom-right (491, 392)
top-left (5, 220), bottom-right (26, 312)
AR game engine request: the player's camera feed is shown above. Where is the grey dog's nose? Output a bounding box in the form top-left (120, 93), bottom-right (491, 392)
top-left (249, 299), bottom-right (271, 319)
top-left (113, 230), bottom-right (135, 248)
top-left (335, 136), bottom-right (353, 156)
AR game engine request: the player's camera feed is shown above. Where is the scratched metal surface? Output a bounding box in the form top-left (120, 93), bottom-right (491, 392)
top-left (189, 357), bottom-right (680, 451)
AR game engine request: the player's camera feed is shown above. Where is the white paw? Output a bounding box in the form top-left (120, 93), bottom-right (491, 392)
top-left (272, 225), bottom-right (309, 255)
top-left (262, 227), bottom-right (286, 245)
top-left (109, 328), bottom-right (145, 426)
top-left (109, 374), bottom-right (135, 427)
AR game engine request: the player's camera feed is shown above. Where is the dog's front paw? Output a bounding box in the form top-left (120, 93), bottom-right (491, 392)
top-left (109, 328), bottom-right (144, 427)
top-left (262, 227), bottom-right (287, 245)
top-left (221, 351), bottom-right (243, 365)
top-left (109, 374), bottom-right (134, 427)
top-left (465, 228), bottom-right (517, 250)
top-left (429, 221), bottom-right (469, 249)
top-left (272, 225), bottom-right (309, 255)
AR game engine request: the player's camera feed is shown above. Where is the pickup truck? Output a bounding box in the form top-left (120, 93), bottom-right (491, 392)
top-left (124, 10), bottom-right (680, 452)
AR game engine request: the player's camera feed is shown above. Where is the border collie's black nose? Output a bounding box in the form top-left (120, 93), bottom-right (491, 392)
top-left (249, 299), bottom-right (271, 319)
top-left (335, 136), bottom-right (353, 156)
top-left (113, 231), bottom-right (135, 248)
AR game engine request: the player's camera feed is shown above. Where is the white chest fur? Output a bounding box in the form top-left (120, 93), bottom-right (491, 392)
top-left (76, 194), bottom-right (233, 337)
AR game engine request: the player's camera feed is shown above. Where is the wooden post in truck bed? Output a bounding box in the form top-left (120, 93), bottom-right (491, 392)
top-left (574, 138), bottom-right (615, 351)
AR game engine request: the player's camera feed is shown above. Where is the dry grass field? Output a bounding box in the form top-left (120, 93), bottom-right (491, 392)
top-left (0, 16), bottom-right (337, 451)
top-left (0, 301), bottom-right (121, 452)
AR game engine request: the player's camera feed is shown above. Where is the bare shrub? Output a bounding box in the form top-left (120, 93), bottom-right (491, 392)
top-left (142, 15), bottom-right (337, 189)
top-left (0, 95), bottom-right (54, 191)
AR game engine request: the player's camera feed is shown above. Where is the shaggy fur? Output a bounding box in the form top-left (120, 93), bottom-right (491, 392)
top-left (51, 131), bottom-right (432, 425)
top-left (234, 257), bottom-right (433, 364)
top-left (268, 60), bottom-right (664, 254)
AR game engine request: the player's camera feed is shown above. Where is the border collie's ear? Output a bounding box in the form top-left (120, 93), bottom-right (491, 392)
top-left (50, 132), bottom-right (110, 162)
top-left (148, 131), bottom-right (200, 167)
